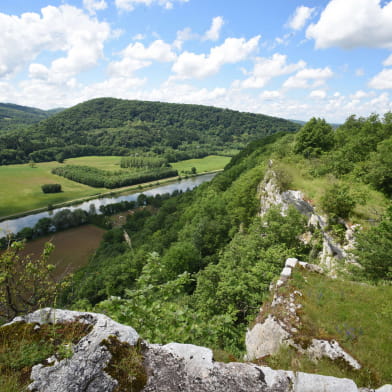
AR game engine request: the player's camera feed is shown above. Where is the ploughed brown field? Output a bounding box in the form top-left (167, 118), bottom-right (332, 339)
top-left (20, 225), bottom-right (106, 280)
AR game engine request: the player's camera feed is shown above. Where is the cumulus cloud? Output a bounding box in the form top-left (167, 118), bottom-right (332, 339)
top-left (350, 90), bottom-right (370, 99)
top-left (283, 67), bottom-right (333, 89)
top-left (260, 90), bottom-right (282, 100)
top-left (109, 39), bottom-right (176, 77)
top-left (288, 6), bottom-right (315, 30)
top-left (306, 0), bottom-right (392, 49)
top-left (235, 53), bottom-right (306, 89)
top-left (83, 0), bottom-right (108, 14)
top-left (115, 0), bottom-right (189, 12)
top-left (310, 89), bottom-right (327, 99)
top-left (173, 27), bottom-right (197, 50)
top-left (172, 35), bottom-right (260, 79)
top-left (203, 16), bottom-right (224, 41)
top-left (369, 68), bottom-right (392, 89)
top-left (0, 5), bottom-right (110, 79)
top-left (383, 53), bottom-right (392, 66)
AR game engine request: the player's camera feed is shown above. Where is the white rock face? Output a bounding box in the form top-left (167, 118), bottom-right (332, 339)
top-left (376, 386), bottom-right (392, 392)
top-left (245, 315), bottom-right (290, 360)
top-left (307, 339), bottom-right (361, 370)
top-left (10, 308), bottom-right (139, 392)
top-left (4, 308), bottom-right (392, 392)
top-left (281, 267), bottom-right (292, 278)
top-left (164, 343), bottom-right (213, 378)
top-left (285, 258), bottom-right (298, 268)
top-left (293, 372), bottom-right (359, 392)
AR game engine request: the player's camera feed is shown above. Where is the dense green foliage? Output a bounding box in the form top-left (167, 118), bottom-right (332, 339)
top-left (41, 183), bottom-right (62, 193)
top-left (52, 165), bottom-right (178, 188)
top-left (0, 98), bottom-right (300, 165)
top-left (354, 206), bottom-right (392, 282)
top-left (310, 113), bottom-right (392, 196)
top-left (294, 117), bottom-right (333, 157)
top-left (0, 103), bottom-right (61, 133)
top-left (120, 156), bottom-right (168, 169)
top-left (60, 133), bottom-right (310, 356)
top-left (0, 241), bottom-right (59, 321)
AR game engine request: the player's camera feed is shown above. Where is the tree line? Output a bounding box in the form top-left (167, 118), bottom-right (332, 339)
top-left (52, 165), bottom-right (178, 188)
top-left (0, 97), bottom-right (300, 165)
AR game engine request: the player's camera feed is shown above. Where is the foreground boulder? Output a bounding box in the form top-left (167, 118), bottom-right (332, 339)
top-left (4, 308), bottom-right (391, 392)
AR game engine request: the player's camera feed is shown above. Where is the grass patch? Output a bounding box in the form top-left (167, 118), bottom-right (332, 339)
top-left (262, 268), bottom-right (392, 388)
top-left (275, 159), bottom-right (389, 227)
top-left (0, 320), bottom-right (92, 391)
top-left (101, 336), bottom-right (147, 392)
top-left (171, 155), bottom-right (231, 174)
top-left (0, 160), bottom-right (107, 218)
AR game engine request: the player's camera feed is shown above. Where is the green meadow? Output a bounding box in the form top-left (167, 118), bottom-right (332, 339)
top-left (171, 155), bottom-right (231, 174)
top-left (0, 155), bottom-right (230, 218)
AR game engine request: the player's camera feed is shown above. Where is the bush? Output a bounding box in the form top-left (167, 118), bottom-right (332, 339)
top-left (321, 183), bottom-right (356, 220)
top-left (41, 184), bottom-right (62, 193)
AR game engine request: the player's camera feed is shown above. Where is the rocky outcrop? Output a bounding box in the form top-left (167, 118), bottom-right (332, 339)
top-left (4, 308), bottom-right (391, 392)
top-left (10, 308), bottom-right (139, 392)
top-left (258, 165), bottom-right (359, 273)
top-left (245, 258), bottom-right (362, 373)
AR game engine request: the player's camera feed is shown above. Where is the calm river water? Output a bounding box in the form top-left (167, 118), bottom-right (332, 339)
top-left (0, 173), bottom-right (217, 237)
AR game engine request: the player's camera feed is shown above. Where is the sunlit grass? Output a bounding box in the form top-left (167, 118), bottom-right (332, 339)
top-left (171, 155), bottom-right (231, 174)
top-left (262, 268), bottom-right (392, 388)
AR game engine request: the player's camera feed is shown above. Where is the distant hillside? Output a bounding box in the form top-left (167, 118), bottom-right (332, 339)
top-left (0, 103), bottom-right (62, 132)
top-left (0, 98), bottom-right (300, 164)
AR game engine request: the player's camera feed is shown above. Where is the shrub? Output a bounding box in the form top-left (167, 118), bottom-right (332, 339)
top-left (321, 183), bottom-right (356, 220)
top-left (41, 183), bottom-right (62, 193)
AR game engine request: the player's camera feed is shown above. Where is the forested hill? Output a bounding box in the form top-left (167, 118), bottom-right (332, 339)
top-left (0, 97), bottom-right (300, 164)
top-left (0, 103), bottom-right (62, 133)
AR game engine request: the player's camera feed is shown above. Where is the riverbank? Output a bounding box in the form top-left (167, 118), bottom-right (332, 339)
top-left (0, 170), bottom-right (222, 223)
top-left (0, 172), bottom-right (219, 237)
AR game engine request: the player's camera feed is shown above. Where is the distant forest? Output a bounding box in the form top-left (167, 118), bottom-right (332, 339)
top-left (0, 103), bottom-right (62, 132)
top-left (0, 98), bottom-right (300, 165)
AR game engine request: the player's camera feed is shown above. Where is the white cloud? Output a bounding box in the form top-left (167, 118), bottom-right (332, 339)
top-left (0, 5), bottom-right (110, 79)
top-left (133, 33), bottom-right (145, 41)
top-left (383, 53), bottom-right (392, 66)
top-left (369, 68), bottom-right (392, 89)
top-left (28, 64), bottom-right (50, 80)
top-left (307, 0), bottom-right (392, 49)
top-left (203, 16), bottom-right (224, 41)
top-left (260, 90), bottom-right (282, 99)
top-left (283, 67), bottom-right (333, 89)
top-left (173, 27), bottom-right (197, 50)
top-left (355, 68), bottom-right (365, 76)
top-left (310, 89), bottom-right (327, 99)
top-left (350, 90), bottom-right (369, 99)
top-left (115, 0), bottom-right (189, 12)
top-left (122, 40), bottom-right (177, 62)
top-left (235, 53), bottom-right (306, 89)
top-left (172, 35), bottom-right (260, 80)
top-left (83, 0), bottom-right (107, 14)
top-left (288, 6), bottom-right (315, 30)
top-left (109, 39), bottom-right (176, 77)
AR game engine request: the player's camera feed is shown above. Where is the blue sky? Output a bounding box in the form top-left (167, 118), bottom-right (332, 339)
top-left (0, 0), bottom-right (392, 122)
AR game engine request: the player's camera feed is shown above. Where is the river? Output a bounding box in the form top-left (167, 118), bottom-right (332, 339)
top-left (0, 173), bottom-right (217, 237)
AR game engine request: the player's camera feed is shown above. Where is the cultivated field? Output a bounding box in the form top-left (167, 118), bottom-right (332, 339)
top-left (171, 155), bottom-right (231, 174)
top-left (0, 155), bottom-right (231, 218)
top-left (0, 160), bottom-right (107, 218)
top-left (19, 225), bottom-right (106, 281)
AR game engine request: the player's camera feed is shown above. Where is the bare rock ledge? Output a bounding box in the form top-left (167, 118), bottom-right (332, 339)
top-left (3, 308), bottom-right (391, 392)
